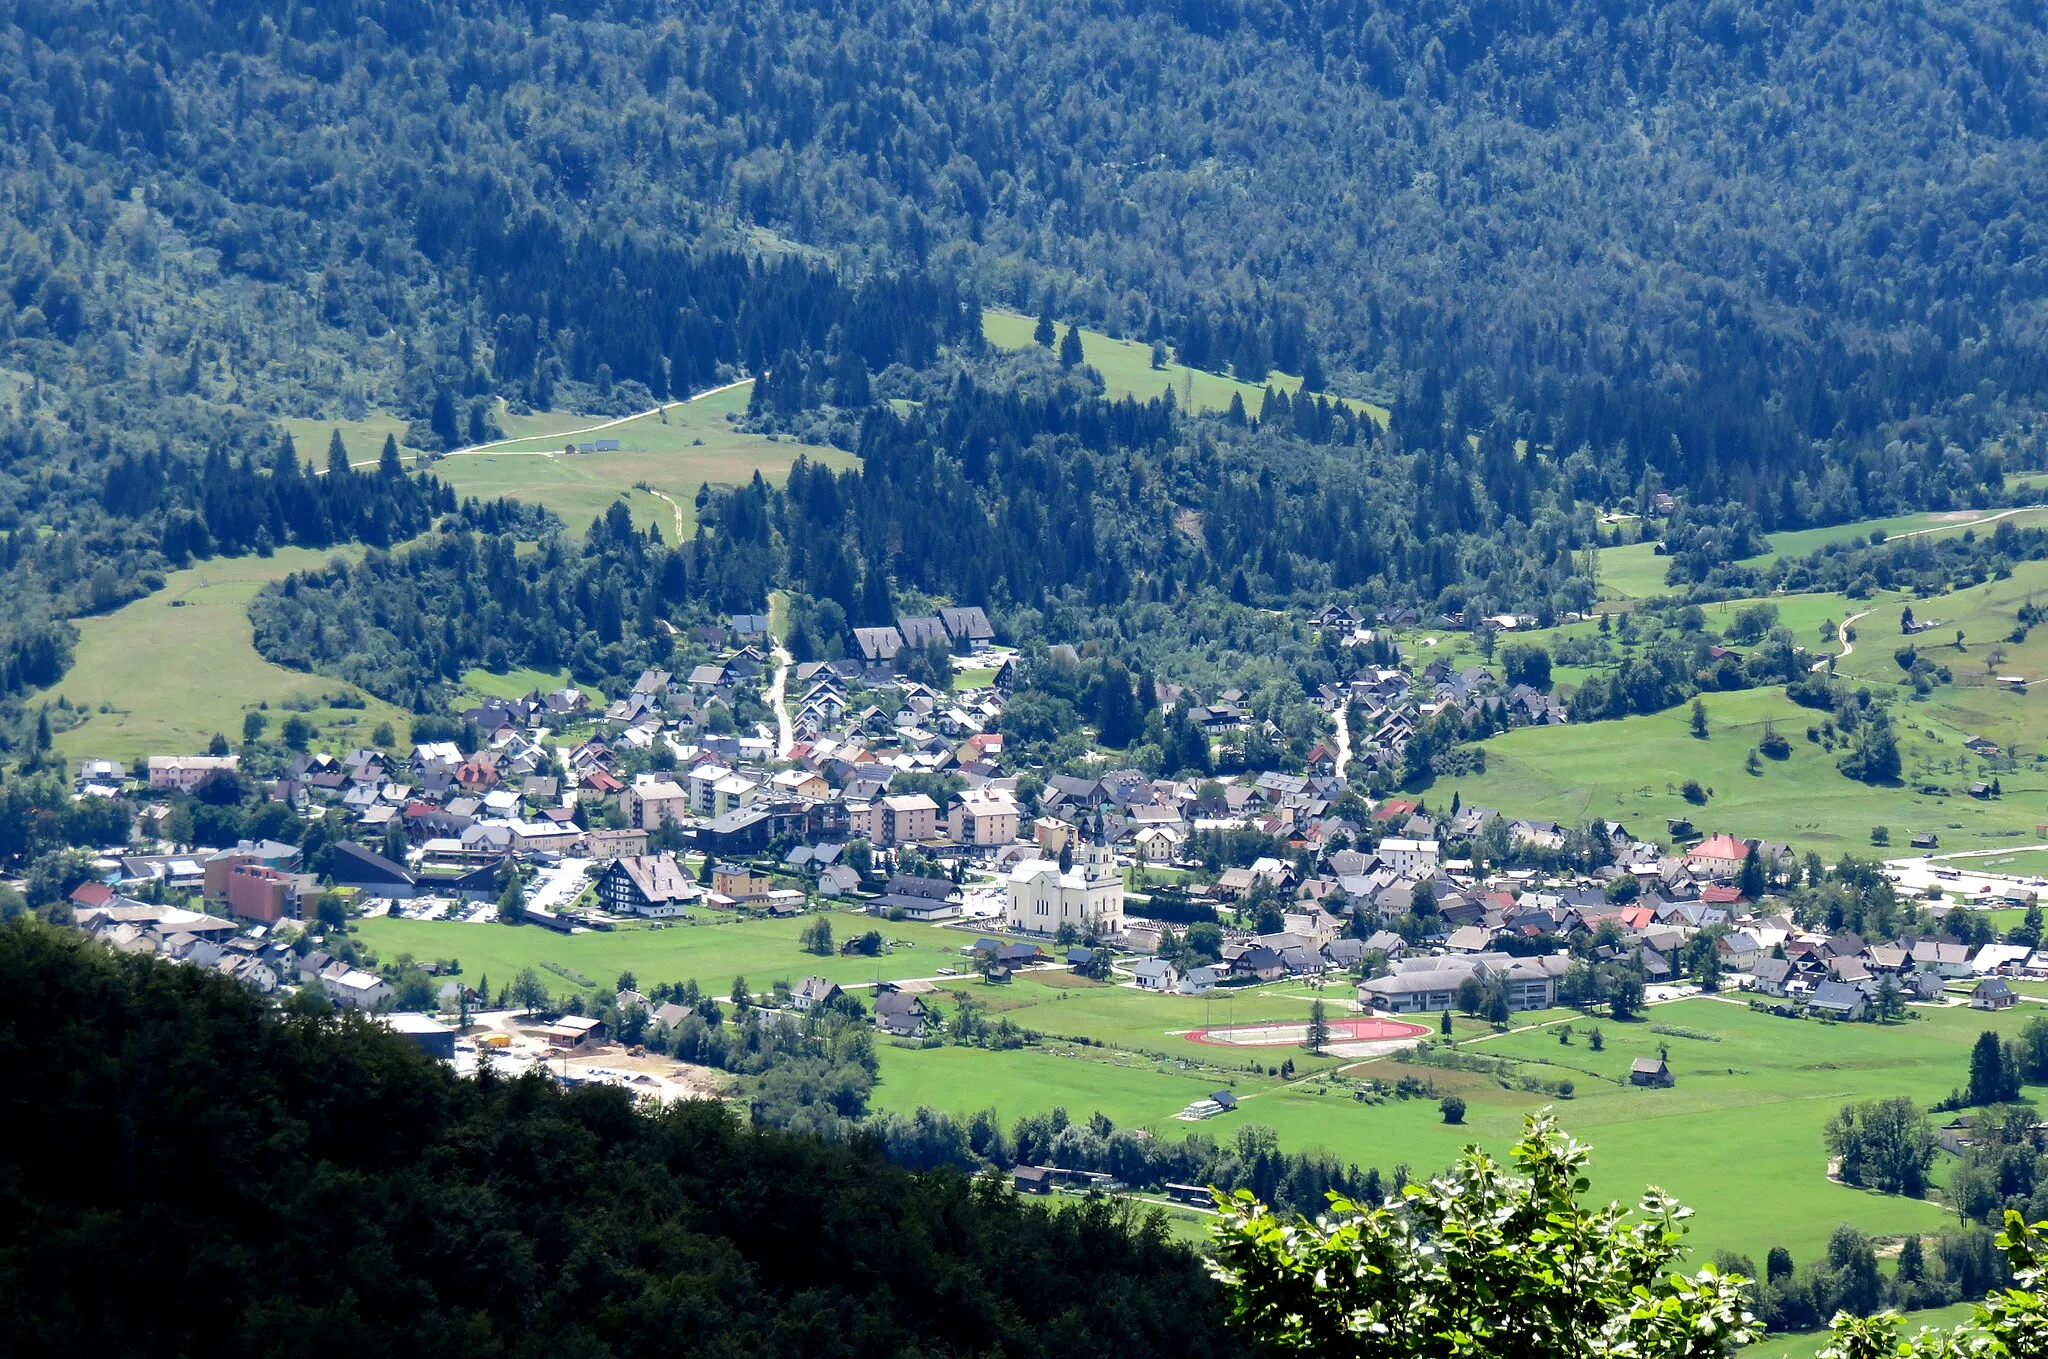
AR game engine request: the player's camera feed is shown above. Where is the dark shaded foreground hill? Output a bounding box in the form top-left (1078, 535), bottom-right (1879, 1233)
top-left (0, 920), bottom-right (1238, 1359)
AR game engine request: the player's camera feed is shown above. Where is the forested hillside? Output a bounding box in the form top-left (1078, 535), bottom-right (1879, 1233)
top-left (0, 918), bottom-right (1236, 1359)
top-left (9, 0), bottom-right (2048, 518)
top-left (4, 0), bottom-right (2048, 740)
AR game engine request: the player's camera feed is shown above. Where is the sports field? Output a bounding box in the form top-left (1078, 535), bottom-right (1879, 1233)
top-left (980, 311), bottom-right (1388, 425)
top-left (36, 547), bottom-right (412, 765)
top-left (1185, 1016), bottom-right (1429, 1046)
top-left (429, 381), bottom-right (858, 539)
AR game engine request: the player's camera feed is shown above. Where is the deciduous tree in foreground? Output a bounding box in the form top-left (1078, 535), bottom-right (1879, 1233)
top-left (1209, 1112), bottom-right (1760, 1357)
top-left (1210, 1112), bottom-right (2048, 1359)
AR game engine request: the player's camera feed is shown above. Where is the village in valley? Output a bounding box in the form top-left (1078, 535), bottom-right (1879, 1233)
top-left (40, 585), bottom-right (2048, 1289)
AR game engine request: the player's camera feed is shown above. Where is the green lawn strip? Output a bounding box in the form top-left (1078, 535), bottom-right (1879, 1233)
top-left (354, 911), bottom-right (977, 1001)
top-left (1744, 512), bottom-right (1968, 564)
top-left (979, 310), bottom-right (1388, 425)
top-left (1599, 505), bottom-right (2048, 603)
top-left (39, 546), bottom-right (413, 765)
top-left (1949, 850), bottom-right (2048, 879)
top-left (493, 402), bottom-right (603, 442)
top-left (873, 1043), bottom-right (1249, 1132)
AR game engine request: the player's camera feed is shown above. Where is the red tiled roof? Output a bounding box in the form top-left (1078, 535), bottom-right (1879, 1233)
top-left (69, 881), bottom-right (114, 907)
top-left (1689, 833), bottom-right (1747, 862)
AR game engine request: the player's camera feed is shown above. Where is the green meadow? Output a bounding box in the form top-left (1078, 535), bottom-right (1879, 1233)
top-left (1828, 560), bottom-right (2048, 755)
top-left (429, 381), bottom-right (858, 539)
top-left (1742, 506), bottom-right (2048, 568)
top-left (1432, 559), bottom-right (2048, 852)
top-left (873, 994), bottom-right (2046, 1271)
top-left (36, 547), bottom-right (413, 765)
top-left (980, 310), bottom-right (1389, 426)
top-left (1598, 505), bottom-right (2048, 601)
top-left (1401, 587), bottom-right (1890, 679)
top-left (1452, 685), bottom-right (2047, 854)
top-left (355, 908), bottom-right (976, 997)
top-left (359, 907), bottom-right (2048, 1329)
top-left (1596, 540), bottom-right (1679, 600)
top-left (1950, 848), bottom-right (2048, 877)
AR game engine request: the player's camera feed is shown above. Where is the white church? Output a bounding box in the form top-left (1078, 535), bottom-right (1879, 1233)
top-left (1004, 841), bottom-right (1124, 938)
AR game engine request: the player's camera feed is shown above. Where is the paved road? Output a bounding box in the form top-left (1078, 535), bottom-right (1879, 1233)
top-left (1889, 505), bottom-right (2043, 542)
top-left (769, 640), bottom-right (794, 757)
top-left (1883, 846), bottom-right (2048, 901)
top-left (443, 379), bottom-right (752, 457)
top-left (1812, 607), bottom-right (1875, 671)
top-left (334, 378), bottom-right (754, 471)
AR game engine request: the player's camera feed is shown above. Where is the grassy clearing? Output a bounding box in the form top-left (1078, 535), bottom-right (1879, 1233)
top-left (1950, 848), bottom-right (2048, 877)
top-left (980, 310), bottom-right (1388, 426)
top-left (875, 1043), bottom-right (1239, 1131)
top-left (492, 402), bottom-right (602, 442)
top-left (38, 548), bottom-right (412, 764)
top-left (431, 382), bottom-right (858, 539)
top-left (461, 667), bottom-right (576, 704)
top-left (281, 413), bottom-right (416, 468)
top-left (1451, 686), bottom-right (2048, 854)
top-left (1596, 541), bottom-right (1678, 599)
top-left (354, 909), bottom-right (975, 1000)
top-left (1434, 563), bottom-right (2048, 855)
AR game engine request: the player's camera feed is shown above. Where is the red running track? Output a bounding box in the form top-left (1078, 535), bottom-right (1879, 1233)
top-left (1183, 1016), bottom-right (1431, 1047)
